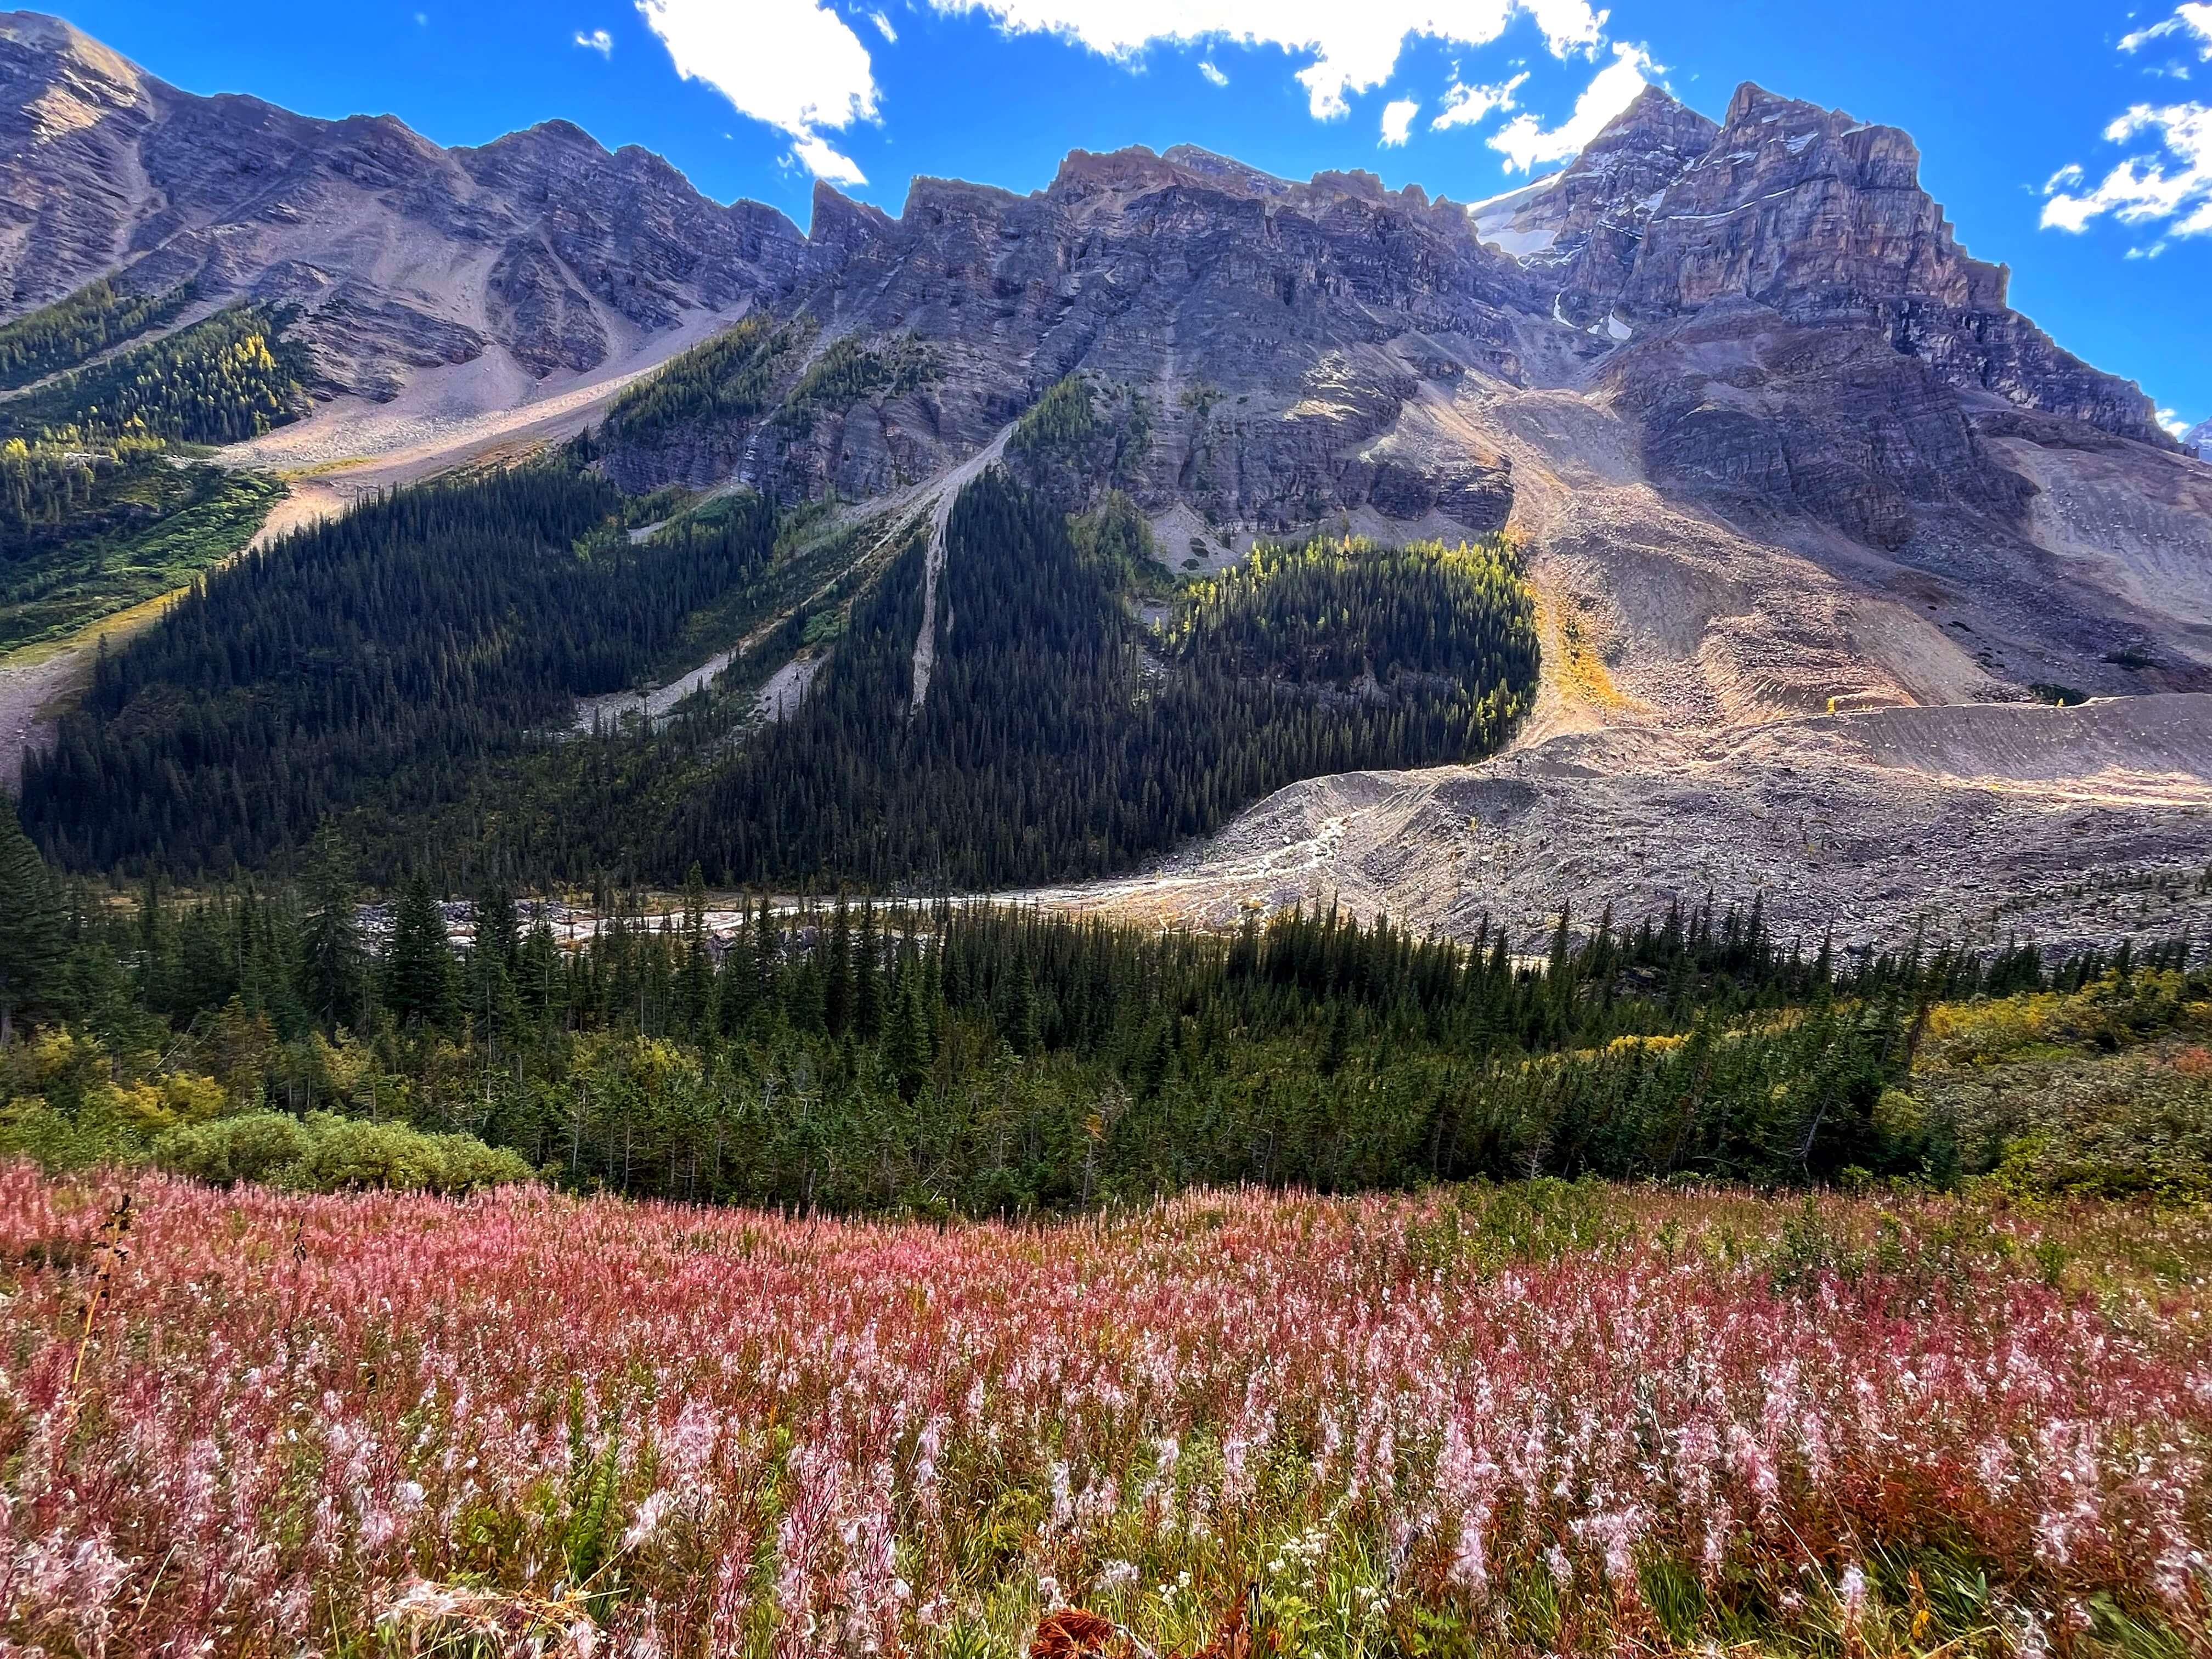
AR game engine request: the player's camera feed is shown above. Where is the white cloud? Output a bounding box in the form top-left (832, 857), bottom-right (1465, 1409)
top-left (574, 27), bottom-right (613, 55)
top-left (2120, 3), bottom-right (2212, 56)
top-left (1488, 42), bottom-right (1654, 172)
top-left (1379, 97), bottom-right (1419, 144)
top-left (1431, 70), bottom-right (1526, 129)
top-left (922, 2), bottom-right (1607, 120)
top-left (2157, 407), bottom-right (2191, 437)
top-left (634, 0), bottom-right (1622, 183)
top-left (2041, 100), bottom-right (2212, 238)
top-left (635, 0), bottom-right (877, 183)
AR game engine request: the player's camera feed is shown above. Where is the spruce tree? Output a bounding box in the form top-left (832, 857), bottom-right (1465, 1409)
top-left (825, 900), bottom-right (853, 1037)
top-left (884, 974), bottom-right (930, 1103)
top-left (384, 874), bottom-right (455, 1030)
top-left (465, 883), bottom-right (521, 1048)
top-left (0, 795), bottom-right (64, 1042)
top-left (853, 902), bottom-right (883, 1041)
top-left (300, 820), bottom-right (368, 1032)
top-left (1003, 958), bottom-right (1040, 1056)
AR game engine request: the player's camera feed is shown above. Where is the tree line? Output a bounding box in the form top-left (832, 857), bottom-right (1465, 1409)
top-left (1, 303), bottom-right (308, 447)
top-left (19, 464), bottom-right (778, 871)
top-left (8, 790), bottom-right (2200, 1211)
top-left (0, 276), bottom-right (194, 392)
top-left (668, 468), bottom-right (1538, 888)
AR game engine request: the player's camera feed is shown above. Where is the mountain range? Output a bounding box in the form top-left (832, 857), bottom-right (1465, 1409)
top-left (2, 9), bottom-right (2208, 952)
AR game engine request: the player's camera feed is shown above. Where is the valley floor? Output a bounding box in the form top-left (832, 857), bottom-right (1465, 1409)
top-left (3, 1168), bottom-right (2203, 1656)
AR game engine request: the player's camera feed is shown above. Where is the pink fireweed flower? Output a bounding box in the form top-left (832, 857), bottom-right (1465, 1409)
top-left (0, 1170), bottom-right (2199, 1654)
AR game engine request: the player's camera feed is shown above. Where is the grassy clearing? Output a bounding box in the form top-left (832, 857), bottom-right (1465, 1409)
top-left (0, 464), bottom-right (283, 658)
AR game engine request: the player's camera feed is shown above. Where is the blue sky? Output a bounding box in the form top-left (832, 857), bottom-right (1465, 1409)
top-left (52, 1), bottom-right (2212, 432)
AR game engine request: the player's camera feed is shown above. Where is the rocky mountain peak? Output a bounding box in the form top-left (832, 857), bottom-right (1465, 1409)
top-left (0, 8), bottom-right (148, 116)
top-left (1047, 144), bottom-right (1220, 204)
top-left (1721, 80), bottom-right (1833, 131)
top-left (1158, 144), bottom-right (1294, 198)
top-left (1588, 83), bottom-right (1720, 157)
top-left (600, 60), bottom-right (2176, 544)
top-left (809, 179), bottom-right (896, 247)
top-left (0, 11), bottom-right (805, 394)
top-left (1472, 82), bottom-right (1722, 312)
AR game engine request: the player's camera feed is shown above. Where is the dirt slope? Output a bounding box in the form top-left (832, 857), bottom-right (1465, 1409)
top-left (1019, 366), bottom-right (2212, 953)
top-left (1013, 696), bottom-right (2212, 955)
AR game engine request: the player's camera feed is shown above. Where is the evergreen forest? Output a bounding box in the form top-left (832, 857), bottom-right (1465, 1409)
top-left (21, 465), bottom-right (780, 870)
top-left (0, 276), bottom-right (195, 392)
top-left (0, 301), bottom-right (307, 447)
top-left (7, 789), bottom-right (2205, 1210)
top-left (0, 285), bottom-right (307, 650)
top-left (22, 460), bottom-right (1538, 892)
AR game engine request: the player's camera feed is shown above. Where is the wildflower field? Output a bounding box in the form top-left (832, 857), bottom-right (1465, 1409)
top-left (2, 1168), bottom-right (2207, 1657)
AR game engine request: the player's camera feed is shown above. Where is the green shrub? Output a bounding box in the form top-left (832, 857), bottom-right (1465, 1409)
top-left (151, 1110), bottom-right (311, 1186)
top-left (154, 1111), bottom-right (534, 1194)
top-left (0, 1103), bottom-right (149, 1174)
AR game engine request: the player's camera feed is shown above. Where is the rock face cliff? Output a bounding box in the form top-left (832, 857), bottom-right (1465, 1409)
top-left (603, 145), bottom-right (1550, 533)
top-left (0, 10), bottom-right (803, 399)
top-left (1518, 84), bottom-right (2169, 445)
top-left (579, 75), bottom-right (2212, 715)
top-left (5, 11), bottom-right (2204, 713)
top-left (594, 81), bottom-right (2175, 551)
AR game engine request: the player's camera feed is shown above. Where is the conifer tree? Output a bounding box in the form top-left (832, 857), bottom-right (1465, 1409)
top-left (0, 795), bottom-right (63, 1042)
top-left (1003, 958), bottom-right (1040, 1056)
top-left (384, 874), bottom-right (455, 1030)
top-left (884, 974), bottom-right (930, 1103)
top-left (853, 902), bottom-right (883, 1041)
top-left (300, 821), bottom-right (368, 1032)
top-left (825, 900), bottom-right (853, 1037)
top-left (465, 882), bottom-right (522, 1048)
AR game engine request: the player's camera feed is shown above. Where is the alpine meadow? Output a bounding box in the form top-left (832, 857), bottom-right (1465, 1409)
top-left (0, 5), bottom-right (2209, 1656)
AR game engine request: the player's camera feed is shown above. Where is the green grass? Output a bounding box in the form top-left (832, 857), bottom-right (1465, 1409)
top-left (0, 465), bottom-right (283, 655)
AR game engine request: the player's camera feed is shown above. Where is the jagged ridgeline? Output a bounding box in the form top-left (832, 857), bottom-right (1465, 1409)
top-left (668, 467), bottom-right (1537, 888)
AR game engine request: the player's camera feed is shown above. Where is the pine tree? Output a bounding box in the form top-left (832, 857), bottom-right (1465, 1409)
top-left (384, 874), bottom-right (455, 1030)
top-left (825, 899), bottom-right (853, 1037)
top-left (884, 974), bottom-right (930, 1103)
top-left (853, 902), bottom-right (883, 1041)
top-left (1319, 999), bottom-right (1351, 1077)
top-left (299, 820), bottom-right (368, 1032)
top-left (465, 882), bottom-right (521, 1048)
top-left (1004, 958), bottom-right (1040, 1056)
top-left (0, 795), bottom-right (64, 1042)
